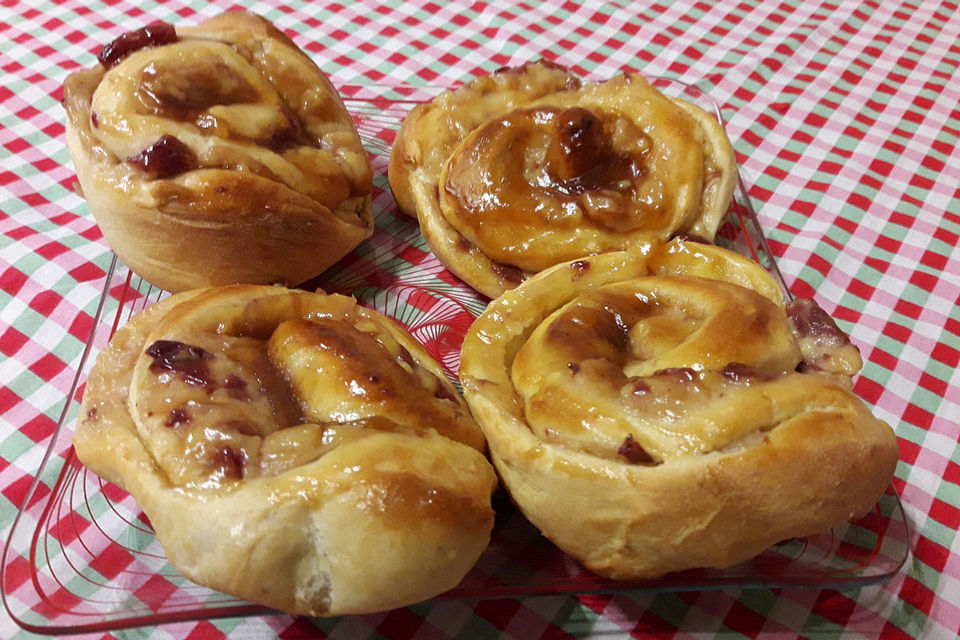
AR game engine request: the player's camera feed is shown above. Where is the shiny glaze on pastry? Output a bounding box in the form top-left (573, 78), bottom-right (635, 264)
top-left (75, 285), bottom-right (496, 616)
top-left (64, 12), bottom-right (373, 292)
top-left (459, 237), bottom-right (898, 580)
top-left (389, 62), bottom-right (737, 297)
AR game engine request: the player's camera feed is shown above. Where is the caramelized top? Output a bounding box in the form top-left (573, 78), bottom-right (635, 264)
top-left (511, 276), bottom-right (809, 464)
top-left (438, 74), bottom-right (713, 273)
top-left (441, 106), bottom-right (657, 270)
top-left (461, 240), bottom-right (867, 479)
top-left (98, 22), bottom-right (178, 68)
top-left (389, 60), bottom-right (582, 218)
top-left (129, 289), bottom-right (481, 488)
top-left (78, 14), bottom-right (371, 217)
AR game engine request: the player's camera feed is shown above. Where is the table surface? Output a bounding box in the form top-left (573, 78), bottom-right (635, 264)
top-left (1, 0), bottom-right (958, 638)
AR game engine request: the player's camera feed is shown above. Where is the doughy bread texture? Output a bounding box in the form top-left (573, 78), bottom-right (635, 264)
top-left (63, 12), bottom-right (373, 292)
top-left (459, 237), bottom-right (899, 580)
top-left (388, 61), bottom-right (737, 298)
top-left (74, 285), bottom-right (497, 615)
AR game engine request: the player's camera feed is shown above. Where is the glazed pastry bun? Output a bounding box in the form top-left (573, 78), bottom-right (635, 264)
top-left (63, 12), bottom-right (374, 292)
top-left (388, 61), bottom-right (737, 298)
top-left (459, 237), bottom-right (899, 580)
top-left (74, 285), bottom-right (497, 616)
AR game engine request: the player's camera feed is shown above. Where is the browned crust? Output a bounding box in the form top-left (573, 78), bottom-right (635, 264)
top-left (388, 64), bottom-right (739, 299)
top-left (75, 285), bottom-right (497, 615)
top-left (63, 11), bottom-right (374, 292)
top-left (459, 240), bottom-right (898, 580)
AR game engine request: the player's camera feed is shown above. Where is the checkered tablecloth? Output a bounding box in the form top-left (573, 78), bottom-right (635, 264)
top-left (2, 1), bottom-right (958, 638)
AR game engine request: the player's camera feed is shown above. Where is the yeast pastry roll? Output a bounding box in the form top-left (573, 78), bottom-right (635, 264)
top-left (63, 12), bottom-right (373, 292)
top-left (75, 285), bottom-right (496, 615)
top-left (459, 238), bottom-right (898, 580)
top-left (389, 62), bottom-right (737, 298)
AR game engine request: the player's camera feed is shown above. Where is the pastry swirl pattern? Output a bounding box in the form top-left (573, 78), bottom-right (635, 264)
top-left (64, 12), bottom-right (374, 292)
top-left (459, 238), bottom-right (898, 579)
top-left (74, 285), bottom-right (497, 615)
top-left (389, 62), bottom-right (737, 298)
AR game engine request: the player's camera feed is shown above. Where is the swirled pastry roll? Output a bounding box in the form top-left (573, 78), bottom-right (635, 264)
top-left (388, 62), bottom-right (737, 298)
top-left (459, 238), bottom-right (898, 580)
top-left (63, 12), bottom-right (373, 292)
top-left (74, 285), bottom-right (496, 616)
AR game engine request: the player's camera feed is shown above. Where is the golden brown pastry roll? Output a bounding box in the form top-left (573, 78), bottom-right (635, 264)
top-left (459, 237), bottom-right (898, 580)
top-left (63, 12), bottom-right (373, 293)
top-left (388, 62), bottom-right (737, 298)
top-left (74, 285), bottom-right (496, 616)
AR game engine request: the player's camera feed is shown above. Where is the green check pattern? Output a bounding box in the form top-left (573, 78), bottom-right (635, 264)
top-left (2, 0), bottom-right (959, 638)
